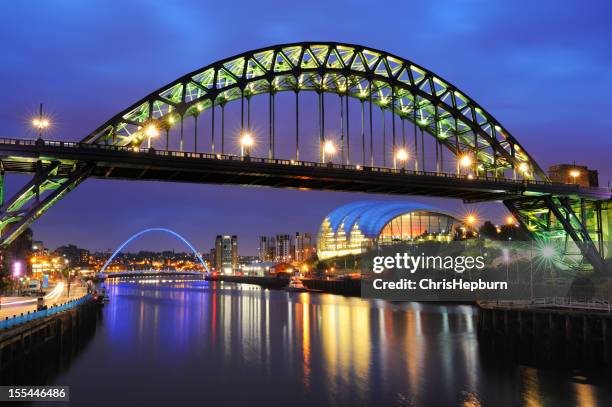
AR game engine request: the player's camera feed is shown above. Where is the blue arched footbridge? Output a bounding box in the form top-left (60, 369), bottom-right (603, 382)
top-left (99, 228), bottom-right (209, 278)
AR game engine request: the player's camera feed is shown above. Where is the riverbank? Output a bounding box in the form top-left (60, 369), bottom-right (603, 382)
top-left (0, 295), bottom-right (101, 383)
top-left (478, 302), bottom-right (612, 368)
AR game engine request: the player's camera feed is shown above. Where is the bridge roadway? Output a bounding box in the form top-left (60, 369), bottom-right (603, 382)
top-left (1, 138), bottom-right (610, 202)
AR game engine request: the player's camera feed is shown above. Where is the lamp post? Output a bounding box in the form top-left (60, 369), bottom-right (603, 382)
top-left (569, 169), bottom-right (580, 184)
top-left (144, 124), bottom-right (159, 149)
top-left (394, 148), bottom-right (409, 169)
top-left (31, 103), bottom-right (50, 139)
top-left (505, 215), bottom-right (515, 226)
top-left (322, 140), bottom-right (336, 163)
top-left (240, 132), bottom-right (254, 157)
top-left (518, 162), bottom-right (530, 177)
top-left (459, 154), bottom-right (472, 176)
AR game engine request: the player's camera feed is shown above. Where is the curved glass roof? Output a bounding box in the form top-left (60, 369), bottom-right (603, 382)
top-left (325, 201), bottom-right (458, 239)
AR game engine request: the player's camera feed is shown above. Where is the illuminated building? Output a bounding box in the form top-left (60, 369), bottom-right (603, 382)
top-left (31, 254), bottom-right (68, 276)
top-left (214, 235), bottom-right (238, 274)
top-left (258, 236), bottom-right (274, 262)
top-left (275, 234), bottom-right (292, 262)
top-left (79, 249), bottom-right (90, 267)
top-left (55, 244), bottom-right (88, 266)
top-left (241, 261), bottom-right (277, 276)
top-left (32, 240), bottom-right (45, 255)
top-left (295, 232), bottom-right (314, 262)
top-left (317, 201), bottom-right (464, 260)
top-left (548, 164), bottom-right (598, 187)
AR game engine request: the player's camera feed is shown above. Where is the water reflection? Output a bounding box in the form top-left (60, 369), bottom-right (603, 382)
top-left (47, 281), bottom-right (612, 406)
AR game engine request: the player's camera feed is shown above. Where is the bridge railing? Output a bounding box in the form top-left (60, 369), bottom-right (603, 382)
top-left (1, 137), bottom-right (609, 193)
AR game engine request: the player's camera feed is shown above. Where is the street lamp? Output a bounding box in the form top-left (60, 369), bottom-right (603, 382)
top-left (394, 148), bottom-right (409, 169)
top-left (459, 154), bottom-right (472, 175)
top-left (518, 162), bottom-right (529, 175)
top-left (569, 169), bottom-right (580, 183)
top-left (465, 213), bottom-right (478, 228)
top-left (31, 103), bottom-right (50, 139)
top-left (144, 124), bottom-right (159, 148)
top-left (164, 115), bottom-right (176, 150)
top-left (240, 132), bottom-right (254, 157)
top-left (322, 140), bottom-right (336, 163)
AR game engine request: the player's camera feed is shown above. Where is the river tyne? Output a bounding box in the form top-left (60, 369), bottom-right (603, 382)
top-left (37, 281), bottom-right (612, 406)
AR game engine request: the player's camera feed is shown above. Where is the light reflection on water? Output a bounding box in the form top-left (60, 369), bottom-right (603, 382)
top-left (50, 281), bottom-right (611, 406)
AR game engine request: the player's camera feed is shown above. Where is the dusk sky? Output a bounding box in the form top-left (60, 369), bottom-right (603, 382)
top-left (1, 1), bottom-right (610, 254)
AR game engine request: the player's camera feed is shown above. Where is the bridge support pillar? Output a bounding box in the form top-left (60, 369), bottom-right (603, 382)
top-left (504, 195), bottom-right (609, 272)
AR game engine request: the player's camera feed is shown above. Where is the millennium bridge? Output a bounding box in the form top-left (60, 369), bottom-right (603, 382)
top-left (0, 42), bottom-right (609, 271)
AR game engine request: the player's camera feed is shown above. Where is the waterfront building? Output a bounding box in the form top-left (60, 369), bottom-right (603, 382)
top-left (79, 249), bottom-right (90, 267)
top-left (274, 234), bottom-right (292, 262)
top-left (55, 244), bottom-right (89, 267)
top-left (295, 232), bottom-right (314, 262)
top-left (258, 236), bottom-right (274, 261)
top-left (241, 261), bottom-right (277, 276)
top-left (548, 164), bottom-right (598, 187)
top-left (214, 235), bottom-right (238, 274)
top-left (32, 240), bottom-right (45, 255)
top-left (317, 201), bottom-right (464, 260)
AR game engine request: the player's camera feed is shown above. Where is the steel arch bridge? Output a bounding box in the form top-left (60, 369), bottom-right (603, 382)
top-left (98, 227), bottom-right (209, 274)
top-left (85, 42), bottom-right (545, 180)
top-left (0, 42), bottom-right (610, 271)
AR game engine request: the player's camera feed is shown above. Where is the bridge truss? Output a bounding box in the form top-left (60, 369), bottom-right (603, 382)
top-left (0, 42), bottom-right (610, 271)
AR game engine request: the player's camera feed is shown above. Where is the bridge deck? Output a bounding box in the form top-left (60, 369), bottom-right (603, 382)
top-left (0, 138), bottom-right (609, 202)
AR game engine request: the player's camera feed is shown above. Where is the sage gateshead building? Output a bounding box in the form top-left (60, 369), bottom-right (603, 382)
top-left (317, 201), bottom-right (464, 260)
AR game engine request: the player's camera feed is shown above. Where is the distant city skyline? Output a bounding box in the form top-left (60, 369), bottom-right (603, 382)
top-left (1, 1), bottom-right (610, 253)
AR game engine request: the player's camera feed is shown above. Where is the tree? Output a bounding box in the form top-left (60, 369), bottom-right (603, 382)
top-left (478, 221), bottom-right (498, 240)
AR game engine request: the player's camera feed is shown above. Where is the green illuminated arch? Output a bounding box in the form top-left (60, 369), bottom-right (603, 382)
top-left (83, 42), bottom-right (546, 181)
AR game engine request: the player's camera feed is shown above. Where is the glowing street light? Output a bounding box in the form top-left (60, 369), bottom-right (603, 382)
top-left (569, 169), bottom-right (580, 183)
top-left (144, 124), bottom-right (159, 148)
top-left (459, 154), bottom-right (472, 168)
top-left (506, 215), bottom-right (516, 226)
top-left (465, 214), bottom-right (478, 226)
top-left (240, 132), bottom-right (254, 157)
top-left (31, 103), bottom-right (50, 139)
top-left (518, 162), bottom-right (529, 174)
top-left (394, 148), bottom-right (409, 169)
top-left (322, 140), bottom-right (336, 163)
top-left (31, 118), bottom-right (50, 130)
top-left (144, 124), bottom-right (159, 138)
top-left (539, 244), bottom-right (557, 259)
top-left (458, 154), bottom-right (473, 176)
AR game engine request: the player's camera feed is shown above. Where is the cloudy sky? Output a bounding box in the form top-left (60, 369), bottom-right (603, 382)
top-left (1, 1), bottom-right (610, 254)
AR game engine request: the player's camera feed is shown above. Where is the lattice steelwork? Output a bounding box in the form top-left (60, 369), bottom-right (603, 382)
top-left (83, 42), bottom-right (546, 181)
top-left (505, 197), bottom-right (611, 271)
top-left (1, 42), bottom-right (610, 273)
